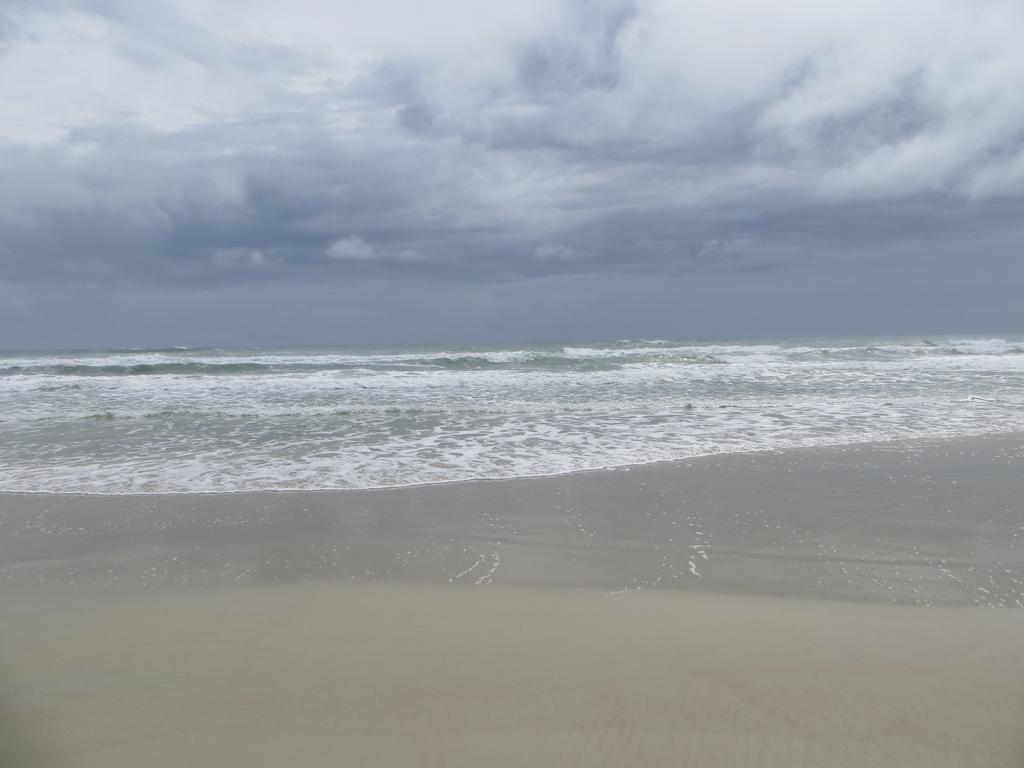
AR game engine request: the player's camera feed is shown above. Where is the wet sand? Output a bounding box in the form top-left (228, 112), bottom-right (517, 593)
top-left (3, 435), bottom-right (1023, 603)
top-left (1, 436), bottom-right (1023, 766)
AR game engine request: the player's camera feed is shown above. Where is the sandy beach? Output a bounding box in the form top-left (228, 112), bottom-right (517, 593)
top-left (3, 435), bottom-right (1022, 603)
top-left (3, 583), bottom-right (1024, 767)
top-left (2, 436), bottom-right (1023, 766)
top-left (6, 0), bottom-right (1024, 761)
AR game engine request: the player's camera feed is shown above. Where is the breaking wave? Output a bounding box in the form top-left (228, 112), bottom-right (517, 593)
top-left (2, 336), bottom-right (1023, 494)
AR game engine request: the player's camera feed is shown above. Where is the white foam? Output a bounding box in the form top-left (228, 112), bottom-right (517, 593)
top-left (2, 338), bottom-right (1024, 494)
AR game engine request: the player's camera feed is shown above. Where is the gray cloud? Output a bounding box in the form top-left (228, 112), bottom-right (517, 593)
top-left (1, 0), bottom-right (1023, 345)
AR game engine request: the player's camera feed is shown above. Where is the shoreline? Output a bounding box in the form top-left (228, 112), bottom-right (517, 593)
top-left (2, 433), bottom-right (1023, 766)
top-left (3, 429), bottom-right (1023, 500)
top-left (3, 433), bottom-right (1022, 605)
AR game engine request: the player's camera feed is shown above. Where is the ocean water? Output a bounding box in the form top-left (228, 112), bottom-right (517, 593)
top-left (1, 337), bottom-right (1023, 494)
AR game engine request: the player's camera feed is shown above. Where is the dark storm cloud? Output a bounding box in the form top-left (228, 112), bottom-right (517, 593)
top-left (1, 0), bottom-right (1023, 345)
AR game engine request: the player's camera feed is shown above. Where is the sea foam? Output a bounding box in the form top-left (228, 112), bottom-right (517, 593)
top-left (2, 337), bottom-right (1023, 494)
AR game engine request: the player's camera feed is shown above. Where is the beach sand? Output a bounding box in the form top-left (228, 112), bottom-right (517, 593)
top-left (1, 436), bottom-right (1023, 766)
top-left (2, 583), bottom-right (1023, 767)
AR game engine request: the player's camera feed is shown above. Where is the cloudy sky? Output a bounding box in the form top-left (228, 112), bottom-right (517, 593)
top-left (2, 0), bottom-right (1023, 348)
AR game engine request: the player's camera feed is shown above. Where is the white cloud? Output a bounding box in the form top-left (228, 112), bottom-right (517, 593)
top-left (4, 0), bottom-right (1024, 205)
top-left (326, 236), bottom-right (377, 260)
top-left (1, 0), bottom-right (1023, 298)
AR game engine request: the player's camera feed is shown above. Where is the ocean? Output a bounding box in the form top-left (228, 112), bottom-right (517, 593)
top-left (1, 337), bottom-right (1022, 494)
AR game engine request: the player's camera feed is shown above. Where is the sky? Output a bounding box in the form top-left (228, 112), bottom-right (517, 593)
top-left (1, 0), bottom-right (1023, 348)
